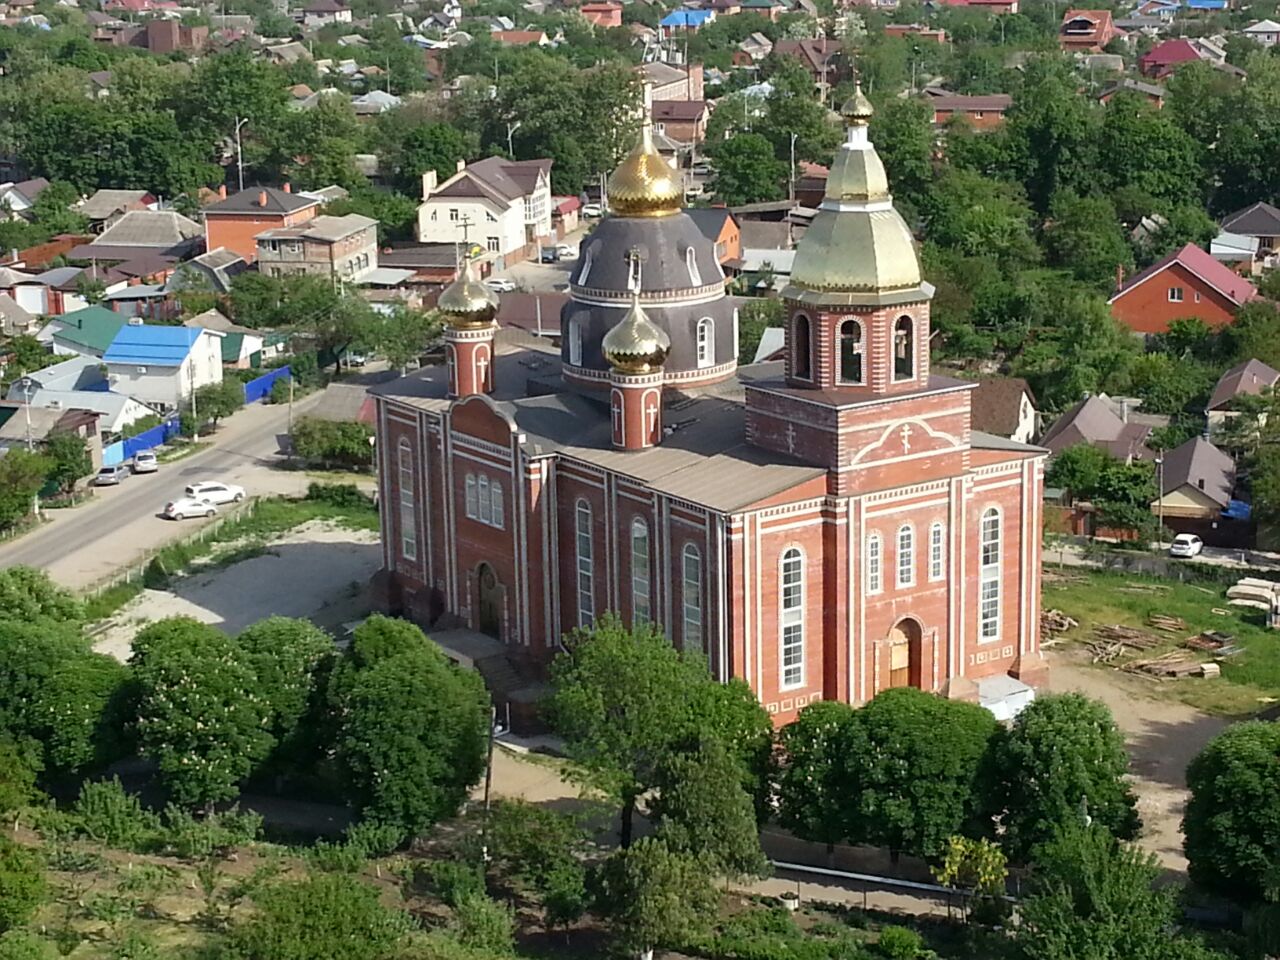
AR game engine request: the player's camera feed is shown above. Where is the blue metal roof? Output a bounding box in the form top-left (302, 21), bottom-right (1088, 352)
top-left (103, 324), bottom-right (203, 366)
top-left (1186, 0), bottom-right (1226, 9)
top-left (660, 9), bottom-right (713, 26)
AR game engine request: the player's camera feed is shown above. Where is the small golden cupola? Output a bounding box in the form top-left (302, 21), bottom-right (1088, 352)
top-left (437, 256), bottom-right (499, 328)
top-left (606, 122), bottom-right (683, 219)
top-left (602, 291), bottom-right (671, 374)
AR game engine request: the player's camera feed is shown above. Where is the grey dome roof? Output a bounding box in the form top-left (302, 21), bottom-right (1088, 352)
top-left (570, 213), bottom-right (725, 295)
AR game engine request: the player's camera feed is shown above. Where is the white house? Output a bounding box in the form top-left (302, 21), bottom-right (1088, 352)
top-left (301, 0), bottom-right (352, 28)
top-left (416, 157), bottom-right (554, 266)
top-left (102, 321), bottom-right (224, 411)
top-left (1244, 19), bottom-right (1280, 46)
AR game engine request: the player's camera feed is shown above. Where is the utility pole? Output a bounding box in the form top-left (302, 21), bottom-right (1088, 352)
top-left (189, 357), bottom-right (199, 444)
top-left (789, 133), bottom-right (797, 203)
top-left (506, 119), bottom-right (522, 158)
top-left (1155, 450), bottom-right (1165, 551)
top-left (20, 377), bottom-right (39, 519)
top-left (234, 116), bottom-right (249, 193)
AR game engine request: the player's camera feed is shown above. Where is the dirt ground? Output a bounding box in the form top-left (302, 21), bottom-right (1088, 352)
top-left (94, 520), bottom-right (382, 659)
top-left (1047, 648), bottom-right (1229, 873)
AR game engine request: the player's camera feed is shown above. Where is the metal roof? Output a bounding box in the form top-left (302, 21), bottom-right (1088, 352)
top-left (103, 324), bottom-right (205, 366)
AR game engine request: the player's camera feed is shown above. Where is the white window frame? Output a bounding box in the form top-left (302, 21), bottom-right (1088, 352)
top-left (575, 499), bottom-right (594, 628)
top-left (682, 544), bottom-right (702, 652)
top-left (568, 318), bottom-right (582, 366)
top-left (1168, 286), bottom-right (1184, 303)
top-left (578, 249), bottom-right (593, 286)
top-left (464, 473), bottom-right (477, 519)
top-left (866, 533), bottom-right (882, 594)
top-left (696, 317), bottom-right (714, 368)
top-left (685, 246), bottom-right (703, 286)
top-left (398, 438), bottom-right (416, 561)
top-left (465, 473), bottom-right (504, 529)
top-left (486, 235), bottom-right (500, 253)
top-left (897, 524), bottom-right (914, 588)
top-left (929, 522), bottom-right (945, 581)
top-left (979, 507), bottom-right (1000, 642)
top-left (631, 518), bottom-right (651, 624)
top-left (478, 474), bottom-right (491, 524)
top-left (491, 483), bottom-right (504, 529)
top-left (780, 547), bottom-right (804, 689)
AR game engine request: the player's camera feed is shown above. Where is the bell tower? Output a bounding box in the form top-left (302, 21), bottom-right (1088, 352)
top-left (438, 256), bottom-right (500, 399)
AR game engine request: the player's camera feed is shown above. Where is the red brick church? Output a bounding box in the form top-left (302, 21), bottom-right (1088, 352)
top-left (371, 89), bottom-right (1048, 723)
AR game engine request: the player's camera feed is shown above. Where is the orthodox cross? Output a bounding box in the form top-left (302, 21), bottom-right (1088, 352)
top-left (645, 398), bottom-right (660, 434)
top-left (785, 422), bottom-right (797, 454)
top-left (900, 424), bottom-right (913, 453)
top-left (476, 351), bottom-right (489, 387)
top-left (626, 247), bottom-right (643, 293)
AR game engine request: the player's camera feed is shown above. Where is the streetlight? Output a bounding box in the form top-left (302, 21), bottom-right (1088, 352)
top-left (19, 377), bottom-right (39, 519)
top-left (505, 120), bottom-right (522, 158)
top-left (188, 357), bottom-right (199, 444)
top-left (1155, 449), bottom-right (1165, 551)
top-left (789, 132), bottom-right (798, 202)
top-left (234, 116), bottom-right (249, 193)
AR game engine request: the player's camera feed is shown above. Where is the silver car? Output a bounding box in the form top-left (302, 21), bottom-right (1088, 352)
top-left (94, 464), bottom-right (130, 486)
top-left (132, 451), bottom-right (158, 474)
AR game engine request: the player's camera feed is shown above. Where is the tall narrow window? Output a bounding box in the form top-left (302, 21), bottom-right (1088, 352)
top-left (491, 482), bottom-right (504, 529)
top-left (477, 474), bottom-right (491, 524)
top-left (979, 508), bottom-right (1000, 641)
top-left (867, 533), bottom-right (882, 593)
top-left (685, 246), bottom-right (703, 286)
top-left (897, 524), bottom-right (914, 588)
top-left (794, 315), bottom-right (811, 380)
top-left (682, 544), bottom-right (703, 653)
top-left (576, 499), bottom-right (594, 628)
top-left (465, 473), bottom-right (477, 519)
top-left (780, 548), bottom-right (804, 688)
top-left (578, 249), bottom-right (593, 285)
top-left (929, 522), bottom-right (945, 581)
top-left (631, 518), bottom-right (651, 624)
top-left (568, 318), bottom-right (582, 366)
top-left (398, 439), bottom-right (416, 561)
top-left (839, 319), bottom-right (862, 384)
top-left (696, 318), bottom-right (714, 368)
top-left (894, 316), bottom-right (914, 380)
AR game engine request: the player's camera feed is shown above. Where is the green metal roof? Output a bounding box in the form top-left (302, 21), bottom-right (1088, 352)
top-left (52, 306), bottom-right (127, 354)
top-left (221, 332), bottom-right (245, 364)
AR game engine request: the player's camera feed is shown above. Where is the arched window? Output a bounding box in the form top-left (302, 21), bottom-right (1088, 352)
top-left (568, 318), bottom-right (582, 366)
top-left (866, 533), bottom-right (882, 594)
top-left (682, 544), bottom-right (703, 653)
top-left (477, 474), bottom-right (491, 523)
top-left (464, 473), bottom-right (477, 519)
top-left (685, 246), bottom-right (703, 287)
top-left (398, 439), bottom-right (416, 561)
top-left (578, 248), bottom-right (593, 286)
top-left (897, 524), bottom-right (914, 588)
top-left (839, 319), bottom-right (863, 384)
top-left (929, 522), bottom-right (945, 581)
top-left (631, 518), bottom-right (651, 624)
top-left (794, 315), bottom-right (811, 380)
top-left (979, 508), bottom-right (1000, 641)
top-left (575, 499), bottom-right (594, 628)
top-left (491, 483), bottom-right (504, 529)
top-left (696, 318), bottom-right (714, 368)
top-left (894, 316), bottom-right (914, 381)
top-left (780, 548), bottom-right (804, 688)
top-left (465, 473), bottom-right (504, 529)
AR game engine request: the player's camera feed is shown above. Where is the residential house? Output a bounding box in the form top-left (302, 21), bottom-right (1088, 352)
top-left (1244, 19), bottom-right (1280, 47)
top-left (492, 29), bottom-right (551, 45)
top-left (1220, 202), bottom-right (1280, 257)
top-left (19, 266), bottom-right (128, 317)
top-left (109, 19), bottom-right (207, 53)
top-left (85, 210), bottom-right (203, 258)
top-left (1210, 231), bottom-right (1259, 271)
top-left (794, 162), bottom-right (828, 207)
top-left (0, 294), bottom-right (35, 337)
top-left (301, 0), bottom-right (351, 27)
top-left (884, 23), bottom-right (947, 42)
top-left (970, 378), bottom-right (1038, 444)
top-left (183, 310), bottom-right (273, 367)
top-left (579, 1), bottom-right (622, 26)
top-left (87, 70), bottom-right (113, 98)
top-left (653, 100), bottom-right (711, 143)
top-left (739, 0), bottom-right (787, 18)
top-left (166, 248), bottom-right (249, 295)
top-left (102, 322), bottom-right (223, 411)
top-left (772, 38), bottom-right (842, 94)
top-left (965, 0), bottom-right (1018, 12)
top-left (494, 291), bottom-right (569, 337)
top-left (1185, 0), bottom-right (1226, 13)
top-left (1190, 36), bottom-right (1228, 63)
top-left (1150, 435), bottom-right (1235, 526)
top-left (638, 61), bottom-right (704, 101)
top-left (1135, 0), bottom-right (1179, 18)
top-left (1206, 358), bottom-right (1280, 432)
top-left (377, 243), bottom-right (462, 287)
top-left (263, 40), bottom-right (311, 64)
top-left (10, 355), bottom-right (105, 394)
top-left (1, 234), bottom-right (92, 272)
top-left (204, 186), bottom-right (321, 263)
top-left (1039, 394), bottom-right (1154, 461)
top-left (352, 90), bottom-right (403, 115)
top-left (0, 178), bottom-right (50, 219)
top-left (0, 404), bottom-right (102, 469)
top-left (76, 189), bottom-right (154, 232)
top-left (927, 92), bottom-right (1012, 129)
top-left (307, 381), bottom-right (376, 425)
top-left (44, 305), bottom-right (128, 358)
top-left (710, 0), bottom-right (742, 15)
top-left (735, 31), bottom-right (773, 62)
top-left (416, 157), bottom-right (553, 266)
top-left (1115, 14), bottom-right (1170, 36)
top-left (686, 206), bottom-right (742, 266)
top-left (1098, 77), bottom-right (1165, 107)
top-left (1059, 10), bottom-right (1120, 52)
top-left (255, 213), bottom-right (379, 281)
top-left (552, 196), bottom-right (580, 238)
top-left (659, 8), bottom-right (714, 35)
top-left (1139, 38), bottom-right (1202, 79)
top-left (1108, 243), bottom-right (1258, 335)
top-left (11, 387), bottom-right (155, 437)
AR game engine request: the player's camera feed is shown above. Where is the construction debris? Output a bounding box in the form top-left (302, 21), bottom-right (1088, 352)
top-left (1201, 662), bottom-right (1222, 679)
top-left (1092, 624), bottom-right (1161, 649)
top-left (1148, 614), bottom-right (1185, 633)
top-left (1042, 609), bottom-right (1079, 634)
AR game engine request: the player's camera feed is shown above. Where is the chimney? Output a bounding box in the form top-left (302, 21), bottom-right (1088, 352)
top-left (1119, 398), bottom-right (1129, 423)
top-left (218, 184), bottom-right (227, 199)
top-left (257, 190), bottom-right (268, 207)
top-left (1115, 262), bottom-right (1124, 291)
top-left (421, 170), bottom-right (439, 201)
top-left (283, 182), bottom-right (291, 193)
top-left (456, 159), bottom-right (466, 174)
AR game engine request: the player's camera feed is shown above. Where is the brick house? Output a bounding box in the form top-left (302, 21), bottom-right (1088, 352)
top-left (927, 92), bottom-right (1012, 130)
top-left (884, 23), bottom-right (947, 42)
top-left (1138, 38), bottom-right (1202, 79)
top-left (370, 98), bottom-right (1048, 730)
top-left (204, 186), bottom-right (321, 263)
top-left (686, 206), bottom-right (742, 266)
top-left (1108, 243), bottom-right (1259, 335)
top-left (579, 1), bottom-right (622, 26)
top-left (773, 39), bottom-right (843, 95)
top-left (255, 213), bottom-right (379, 282)
top-left (653, 99), bottom-right (711, 143)
top-left (1059, 9), bottom-right (1121, 52)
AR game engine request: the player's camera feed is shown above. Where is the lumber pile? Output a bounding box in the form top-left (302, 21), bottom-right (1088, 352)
top-left (1042, 609), bottom-right (1079, 635)
top-left (1092, 624), bottom-right (1161, 649)
top-left (1148, 614), bottom-right (1185, 633)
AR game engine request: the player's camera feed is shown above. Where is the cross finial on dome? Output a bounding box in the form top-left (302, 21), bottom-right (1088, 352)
top-left (840, 81), bottom-right (874, 126)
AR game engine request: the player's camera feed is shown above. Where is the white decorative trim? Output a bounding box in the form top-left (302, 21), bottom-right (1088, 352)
top-left (850, 417), bottom-right (962, 465)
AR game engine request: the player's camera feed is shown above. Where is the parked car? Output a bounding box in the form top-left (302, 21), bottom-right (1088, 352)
top-left (341, 351), bottom-right (368, 368)
top-left (94, 464), bottom-right (130, 486)
top-left (163, 497), bottom-right (217, 521)
top-left (539, 247), bottom-right (561, 263)
top-left (484, 277), bottom-right (517, 293)
top-left (184, 481), bottom-right (245, 505)
top-left (582, 202), bottom-right (603, 218)
top-left (555, 243), bottom-right (576, 260)
top-left (1169, 533), bottom-right (1204, 558)
top-left (132, 451), bottom-right (158, 474)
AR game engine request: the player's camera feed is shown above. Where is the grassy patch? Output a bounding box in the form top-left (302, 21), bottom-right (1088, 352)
top-left (83, 581), bottom-right (144, 622)
top-left (156, 441), bottom-right (209, 463)
top-left (303, 468), bottom-right (375, 485)
top-left (1043, 568), bottom-right (1278, 715)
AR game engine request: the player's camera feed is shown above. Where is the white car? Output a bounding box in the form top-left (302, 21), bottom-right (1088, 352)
top-left (132, 451), bottom-right (158, 474)
top-left (555, 243), bottom-right (577, 259)
top-left (184, 481), bottom-right (245, 505)
top-left (163, 497), bottom-right (217, 521)
top-left (1169, 533), bottom-right (1204, 558)
top-left (484, 277), bottom-right (517, 293)
top-left (582, 202), bottom-right (603, 218)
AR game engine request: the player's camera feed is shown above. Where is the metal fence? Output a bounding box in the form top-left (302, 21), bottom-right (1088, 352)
top-left (102, 416), bottom-right (181, 467)
top-left (243, 365), bottom-right (291, 405)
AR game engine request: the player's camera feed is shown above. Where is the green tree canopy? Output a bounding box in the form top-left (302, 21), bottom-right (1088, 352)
top-left (0, 837), bottom-right (44, 934)
top-left (594, 838), bottom-right (717, 957)
top-left (708, 133), bottom-right (787, 206)
top-left (776, 700), bottom-right (856, 850)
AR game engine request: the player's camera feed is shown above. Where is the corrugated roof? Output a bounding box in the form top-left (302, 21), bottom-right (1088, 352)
top-left (1110, 242), bottom-right (1257, 307)
top-left (77, 189), bottom-right (151, 220)
top-left (96, 210), bottom-right (202, 248)
top-left (49, 306), bottom-right (127, 354)
top-left (1158, 435), bottom-right (1233, 506)
top-left (205, 186), bottom-right (319, 216)
top-left (104, 324), bottom-right (203, 366)
top-left (1208, 358), bottom-right (1280, 410)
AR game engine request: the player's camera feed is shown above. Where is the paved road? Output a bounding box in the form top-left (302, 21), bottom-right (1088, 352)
top-left (0, 396), bottom-right (322, 590)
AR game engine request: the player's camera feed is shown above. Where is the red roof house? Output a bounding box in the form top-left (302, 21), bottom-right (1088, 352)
top-left (1138, 39), bottom-right (1202, 79)
top-left (1059, 9), bottom-right (1120, 51)
top-left (1108, 243), bottom-right (1259, 335)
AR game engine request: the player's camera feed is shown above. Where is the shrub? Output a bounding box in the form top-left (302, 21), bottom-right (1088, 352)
top-left (343, 821), bottom-right (405, 858)
top-left (451, 894), bottom-right (515, 955)
top-left (0, 837), bottom-right (45, 933)
top-left (305, 482), bottom-right (372, 508)
top-left (159, 805), bottom-right (262, 860)
top-left (0, 930), bottom-right (58, 960)
top-left (72, 777), bottom-right (159, 850)
top-left (876, 926), bottom-right (923, 960)
top-left (292, 418), bottom-right (373, 468)
top-left (268, 378), bottom-right (291, 405)
top-left (421, 860), bottom-right (485, 909)
top-left (307, 840), bottom-right (366, 874)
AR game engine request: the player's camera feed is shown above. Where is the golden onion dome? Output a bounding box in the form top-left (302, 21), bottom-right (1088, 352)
top-left (437, 256), bottom-right (499, 327)
top-left (840, 83), bottom-right (874, 126)
top-left (602, 293), bottom-right (671, 374)
top-left (607, 123), bottom-right (683, 218)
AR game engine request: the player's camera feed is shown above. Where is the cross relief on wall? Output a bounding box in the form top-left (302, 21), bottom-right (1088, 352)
top-left (848, 418), bottom-right (961, 467)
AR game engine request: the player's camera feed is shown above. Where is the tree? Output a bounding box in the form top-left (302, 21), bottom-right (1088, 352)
top-left (736, 297), bottom-right (784, 366)
top-left (0, 450), bottom-right (50, 531)
top-left (986, 694), bottom-right (1139, 864)
top-left (0, 837), bottom-right (45, 934)
top-left (921, 168), bottom-right (1040, 268)
top-left (1043, 194), bottom-right (1133, 291)
top-left (707, 133), bottom-right (786, 206)
top-left (375, 306), bottom-right (440, 373)
top-left (291, 418), bottom-right (375, 469)
top-left (0, 566), bottom-right (81, 623)
top-left (388, 120), bottom-right (473, 193)
top-left (650, 739), bottom-right (769, 882)
top-left (333, 618), bottom-right (487, 837)
top-left (230, 874), bottom-right (409, 960)
top-left (178, 50), bottom-right (288, 143)
top-left (776, 700), bottom-right (856, 854)
top-left (1003, 58), bottom-right (1100, 212)
top-left (1096, 92), bottom-right (1203, 208)
top-left (931, 836), bottom-right (1008, 923)
top-left (840, 687), bottom-right (997, 861)
top-left (487, 799), bottom-right (587, 930)
top-left (2, 336), bottom-right (50, 381)
top-left (41, 430), bottom-right (92, 495)
top-left (870, 96), bottom-right (934, 208)
top-left (450, 894), bottom-right (515, 955)
top-left (193, 379), bottom-right (244, 429)
top-left (30, 653), bottom-right (130, 779)
top-left (1184, 721), bottom-right (1280, 900)
top-left (594, 838), bottom-right (717, 959)
top-left (235, 617), bottom-right (333, 760)
top-left (131, 617), bottom-right (273, 811)
top-left (1045, 444), bottom-right (1111, 504)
